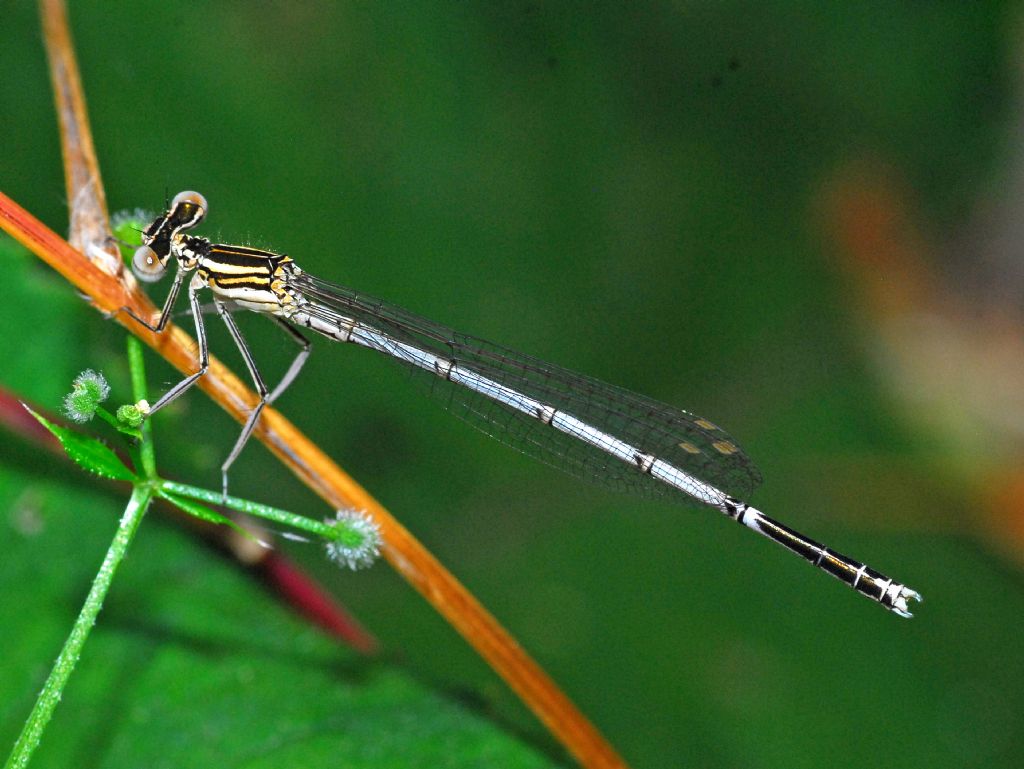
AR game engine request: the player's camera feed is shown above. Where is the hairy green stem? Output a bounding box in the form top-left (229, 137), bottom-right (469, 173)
top-left (4, 485), bottom-right (154, 769)
top-left (161, 480), bottom-right (337, 539)
top-left (5, 336), bottom-right (158, 768)
top-left (126, 336), bottom-right (156, 478)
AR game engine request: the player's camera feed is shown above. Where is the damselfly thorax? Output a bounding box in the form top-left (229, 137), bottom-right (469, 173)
top-left (123, 191), bottom-right (921, 617)
top-left (193, 242), bottom-right (299, 315)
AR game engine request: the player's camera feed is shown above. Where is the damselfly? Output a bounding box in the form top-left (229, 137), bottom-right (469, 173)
top-left (123, 191), bottom-right (921, 617)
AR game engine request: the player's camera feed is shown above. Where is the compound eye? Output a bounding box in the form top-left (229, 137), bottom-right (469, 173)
top-left (170, 190), bottom-right (208, 228)
top-left (132, 245), bottom-right (167, 282)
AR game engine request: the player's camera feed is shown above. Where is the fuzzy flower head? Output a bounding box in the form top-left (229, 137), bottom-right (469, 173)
top-left (62, 370), bottom-right (111, 423)
top-left (324, 509), bottom-right (382, 571)
top-left (116, 403), bottom-right (146, 428)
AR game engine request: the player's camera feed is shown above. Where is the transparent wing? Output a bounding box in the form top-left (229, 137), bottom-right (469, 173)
top-left (289, 270), bottom-right (762, 506)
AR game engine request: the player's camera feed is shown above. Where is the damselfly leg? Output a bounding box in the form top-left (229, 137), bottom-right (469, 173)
top-left (144, 276), bottom-right (209, 415)
top-left (212, 305), bottom-right (310, 496)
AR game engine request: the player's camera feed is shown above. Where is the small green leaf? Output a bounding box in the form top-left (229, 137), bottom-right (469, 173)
top-left (158, 489), bottom-right (266, 547)
top-left (24, 405), bottom-right (138, 481)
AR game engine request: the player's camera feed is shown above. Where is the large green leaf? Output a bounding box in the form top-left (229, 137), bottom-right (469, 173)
top-left (0, 464), bottom-right (562, 769)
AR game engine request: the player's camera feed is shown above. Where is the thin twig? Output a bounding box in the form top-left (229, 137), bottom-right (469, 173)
top-left (39, 0), bottom-right (122, 277)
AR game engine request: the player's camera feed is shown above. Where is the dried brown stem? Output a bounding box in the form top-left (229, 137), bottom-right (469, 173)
top-left (40, 0), bottom-right (122, 277)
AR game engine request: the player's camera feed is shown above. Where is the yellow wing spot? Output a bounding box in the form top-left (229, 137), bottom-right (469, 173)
top-left (678, 441), bottom-right (701, 454)
top-left (712, 440), bottom-right (737, 455)
top-left (695, 418), bottom-right (718, 431)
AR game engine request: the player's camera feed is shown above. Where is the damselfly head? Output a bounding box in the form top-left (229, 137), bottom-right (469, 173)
top-left (134, 190), bottom-right (209, 280)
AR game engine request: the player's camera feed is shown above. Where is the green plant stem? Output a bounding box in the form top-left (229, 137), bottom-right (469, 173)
top-left (126, 335), bottom-right (156, 478)
top-left (4, 484), bottom-right (154, 769)
top-left (161, 480), bottom-right (337, 539)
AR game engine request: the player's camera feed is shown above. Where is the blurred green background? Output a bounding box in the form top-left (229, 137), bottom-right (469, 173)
top-left (3, 2), bottom-right (1023, 767)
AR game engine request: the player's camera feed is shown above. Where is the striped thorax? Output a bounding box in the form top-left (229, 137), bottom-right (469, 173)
top-left (192, 242), bottom-right (299, 315)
